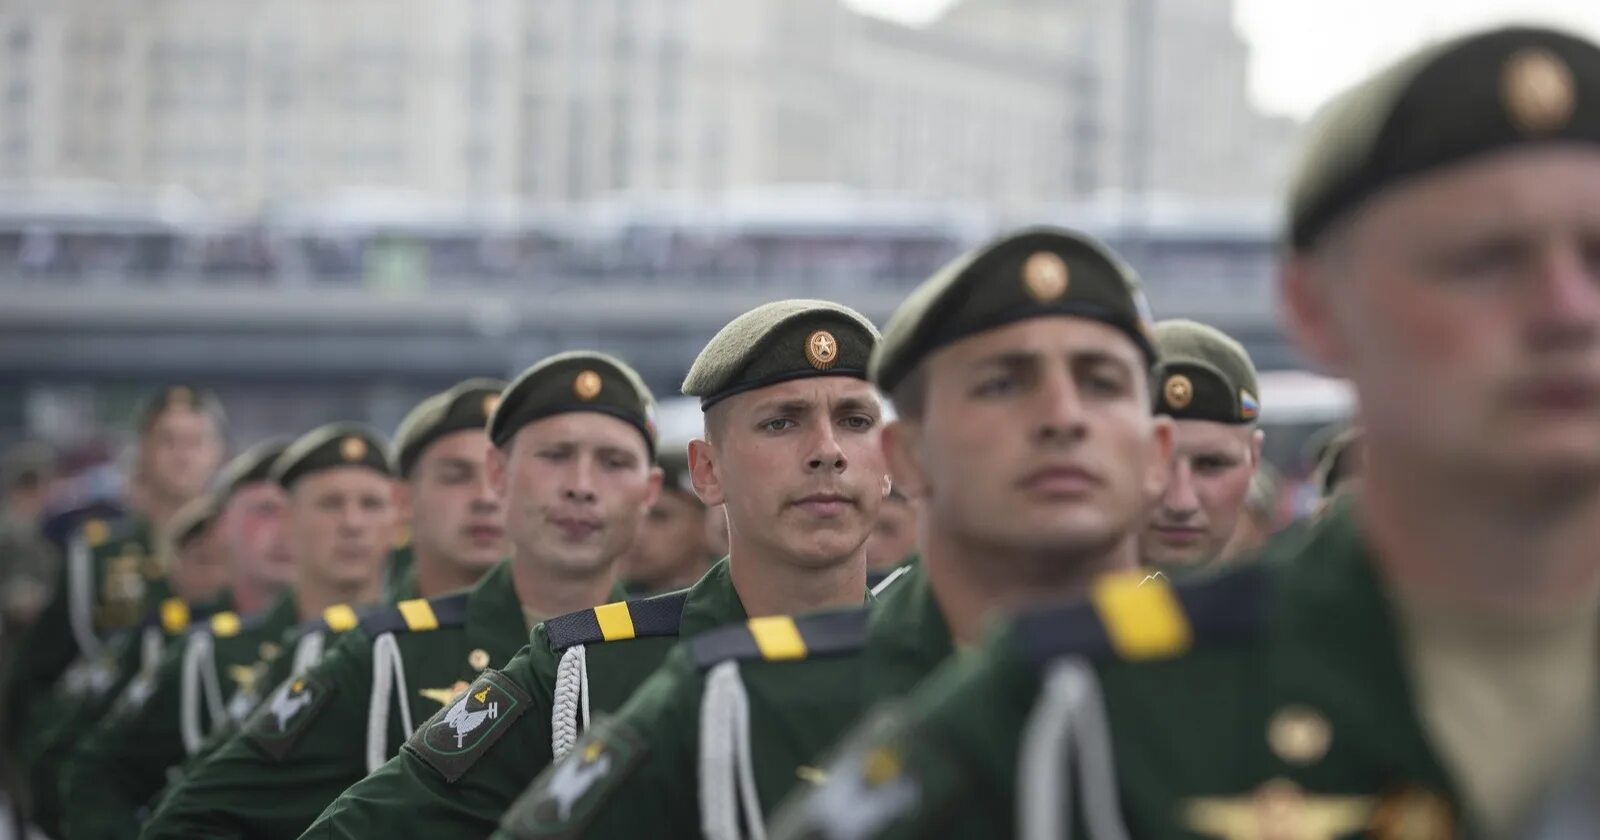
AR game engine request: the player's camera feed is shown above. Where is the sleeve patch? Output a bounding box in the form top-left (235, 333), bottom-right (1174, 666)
top-left (404, 669), bottom-right (531, 783)
top-left (245, 671), bottom-right (337, 761)
top-left (496, 716), bottom-right (649, 839)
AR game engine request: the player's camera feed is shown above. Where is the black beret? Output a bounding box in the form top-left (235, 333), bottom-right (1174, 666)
top-left (1152, 320), bottom-right (1260, 425)
top-left (214, 438), bottom-right (291, 500)
top-left (870, 226), bottom-right (1155, 394)
top-left (682, 299), bottom-right (880, 411)
top-left (1291, 26), bottom-right (1600, 249)
top-left (489, 352), bottom-right (656, 456)
top-left (271, 424), bottom-right (393, 489)
top-left (167, 494), bottom-right (220, 550)
top-left (392, 378), bottom-right (507, 478)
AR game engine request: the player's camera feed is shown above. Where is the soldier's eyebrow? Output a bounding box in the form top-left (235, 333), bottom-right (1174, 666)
top-left (830, 396), bottom-right (881, 419)
top-left (746, 398), bottom-right (816, 418)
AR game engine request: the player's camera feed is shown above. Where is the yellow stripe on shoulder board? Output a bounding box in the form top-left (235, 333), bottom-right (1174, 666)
top-left (1090, 572), bottom-right (1191, 660)
top-left (323, 604), bottom-right (359, 633)
top-left (398, 599), bottom-right (439, 632)
top-left (160, 598), bottom-right (191, 633)
top-left (211, 612), bottom-right (242, 638)
top-left (594, 602), bottom-right (636, 641)
top-left (84, 518), bottom-right (109, 548)
top-left (748, 616), bottom-right (807, 662)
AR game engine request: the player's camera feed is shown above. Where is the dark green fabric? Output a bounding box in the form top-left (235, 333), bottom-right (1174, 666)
top-left (488, 352), bottom-right (656, 455)
top-left (382, 545), bottom-right (418, 603)
top-left (680, 299), bottom-right (880, 410)
top-left (769, 504), bottom-right (1473, 839)
top-left (302, 559), bottom-right (749, 838)
top-left (1290, 26), bottom-right (1600, 249)
top-left (392, 378), bottom-right (506, 478)
top-left (61, 591), bottom-right (299, 840)
top-left (494, 564), bottom-right (947, 839)
top-left (1152, 319), bottom-right (1260, 424)
top-left (272, 423), bottom-right (392, 489)
top-left (141, 561), bottom-right (528, 840)
top-left (870, 227), bottom-right (1155, 393)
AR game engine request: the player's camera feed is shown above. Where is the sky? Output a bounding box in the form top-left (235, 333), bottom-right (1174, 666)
top-left (843, 0), bottom-right (1600, 119)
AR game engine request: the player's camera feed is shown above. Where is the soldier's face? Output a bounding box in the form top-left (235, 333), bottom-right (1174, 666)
top-left (487, 413), bottom-right (659, 578)
top-left (1287, 147), bottom-right (1600, 489)
top-left (691, 377), bottom-right (888, 570)
top-left (408, 430), bottom-right (507, 578)
top-left (141, 407), bottom-right (225, 503)
top-left (619, 489), bottom-right (711, 591)
top-left (863, 496), bottom-right (918, 573)
top-left (173, 529), bottom-right (229, 605)
top-left (894, 318), bottom-right (1170, 564)
top-left (220, 481), bottom-right (292, 588)
top-left (1140, 420), bottom-right (1260, 570)
top-left (287, 467), bottom-right (399, 592)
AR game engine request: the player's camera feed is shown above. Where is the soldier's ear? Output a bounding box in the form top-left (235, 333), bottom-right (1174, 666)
top-left (484, 441), bottom-right (510, 503)
top-left (881, 420), bottom-right (929, 501)
top-left (687, 439), bottom-right (724, 507)
top-left (1144, 416), bottom-right (1176, 503)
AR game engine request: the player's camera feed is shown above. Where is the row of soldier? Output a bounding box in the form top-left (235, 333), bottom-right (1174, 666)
top-left (4, 22), bottom-right (1600, 840)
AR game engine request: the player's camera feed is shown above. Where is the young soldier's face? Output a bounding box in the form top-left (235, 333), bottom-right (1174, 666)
top-left (141, 407), bottom-right (225, 502)
top-left (487, 413), bottom-right (660, 577)
top-left (693, 377), bottom-right (888, 569)
top-left (1140, 419), bottom-right (1260, 569)
top-left (220, 481), bottom-right (293, 588)
top-left (288, 467), bottom-right (399, 591)
top-left (172, 529), bottom-right (229, 605)
top-left (863, 495), bottom-right (918, 573)
top-left (894, 317), bottom-right (1170, 563)
top-left (1288, 148), bottom-right (1600, 488)
top-left (619, 489), bottom-right (711, 590)
top-left (407, 429), bottom-right (507, 577)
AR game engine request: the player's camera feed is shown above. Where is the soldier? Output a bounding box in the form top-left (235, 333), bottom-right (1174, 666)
top-left (4, 387), bottom-right (226, 751)
top-left (863, 488), bottom-right (917, 588)
top-left (0, 442), bottom-right (59, 631)
top-left (62, 424), bottom-right (398, 839)
top-left (305, 300), bottom-right (887, 838)
top-left (619, 450), bottom-right (715, 597)
top-left (497, 227), bottom-right (1170, 839)
top-left (773, 25), bottom-right (1600, 840)
top-left (1219, 461), bottom-right (1282, 564)
top-left (137, 376), bottom-right (521, 838)
top-left (1139, 319), bottom-right (1264, 571)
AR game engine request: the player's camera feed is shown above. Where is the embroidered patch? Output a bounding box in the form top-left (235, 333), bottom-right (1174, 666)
top-left (246, 672), bottom-right (337, 761)
top-left (405, 669), bottom-right (531, 783)
top-left (497, 717), bottom-right (649, 839)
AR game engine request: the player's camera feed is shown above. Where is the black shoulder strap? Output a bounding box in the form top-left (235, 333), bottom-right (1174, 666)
top-left (359, 591), bottom-right (472, 637)
top-left (689, 607), bottom-right (869, 669)
top-left (544, 589), bottom-right (690, 650)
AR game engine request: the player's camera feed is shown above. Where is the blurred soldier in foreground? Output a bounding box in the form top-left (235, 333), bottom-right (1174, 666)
top-left (1139, 319), bottom-right (1264, 572)
top-left (774, 25), bottom-right (1600, 840)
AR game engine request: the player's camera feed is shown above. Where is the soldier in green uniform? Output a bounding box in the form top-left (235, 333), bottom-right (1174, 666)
top-left (497, 227), bottom-right (1172, 840)
top-left (62, 424), bottom-right (399, 839)
top-left (137, 376), bottom-right (519, 838)
top-left (5, 386), bottom-right (226, 754)
top-left (1139, 320), bottom-right (1264, 572)
top-left (863, 488), bottom-right (917, 589)
top-left (773, 25), bottom-right (1600, 840)
top-left (306, 300), bottom-right (889, 838)
top-left (619, 450), bottom-right (716, 597)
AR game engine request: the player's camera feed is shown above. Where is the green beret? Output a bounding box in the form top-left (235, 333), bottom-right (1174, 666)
top-left (870, 226), bottom-right (1155, 394)
top-left (489, 352), bottom-right (656, 455)
top-left (682, 299), bottom-right (879, 410)
top-left (136, 385), bottom-right (226, 435)
top-left (214, 438), bottom-right (291, 499)
top-left (392, 377), bottom-right (507, 478)
top-left (167, 494), bottom-right (220, 550)
top-left (271, 423), bottom-right (393, 489)
top-left (1152, 319), bottom-right (1260, 424)
top-left (1291, 26), bottom-right (1600, 249)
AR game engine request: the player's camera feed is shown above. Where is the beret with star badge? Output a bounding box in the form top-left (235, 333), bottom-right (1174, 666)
top-left (870, 226), bottom-right (1156, 394)
top-left (392, 377), bottom-right (508, 478)
top-left (271, 423), bottom-right (393, 489)
top-left (489, 352), bottom-right (657, 456)
top-left (1152, 319), bottom-right (1260, 424)
top-left (1291, 26), bottom-right (1600, 250)
top-left (682, 299), bottom-right (880, 410)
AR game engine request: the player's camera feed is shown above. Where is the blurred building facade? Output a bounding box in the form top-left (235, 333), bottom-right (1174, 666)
top-left (0, 0), bottom-right (1294, 212)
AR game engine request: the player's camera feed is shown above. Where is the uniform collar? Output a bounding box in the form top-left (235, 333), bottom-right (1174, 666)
top-left (680, 558), bottom-right (749, 636)
top-left (465, 559), bottom-right (528, 665)
top-left (864, 562), bottom-right (953, 697)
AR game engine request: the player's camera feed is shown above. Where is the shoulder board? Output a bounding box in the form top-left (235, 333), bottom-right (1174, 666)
top-left (292, 603), bottom-right (362, 636)
top-left (358, 592), bottom-right (470, 637)
top-left (544, 589), bottom-right (689, 650)
top-left (158, 597), bottom-right (191, 635)
top-left (82, 517), bottom-right (112, 548)
top-left (208, 611), bottom-right (244, 639)
top-left (1013, 565), bottom-right (1269, 668)
top-left (690, 608), bottom-right (869, 669)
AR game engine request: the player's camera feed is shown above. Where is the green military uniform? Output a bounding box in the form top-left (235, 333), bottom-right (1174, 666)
top-left (495, 229), bottom-right (1154, 840)
top-left (62, 423), bottom-right (393, 839)
top-left (771, 25), bottom-right (1600, 840)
